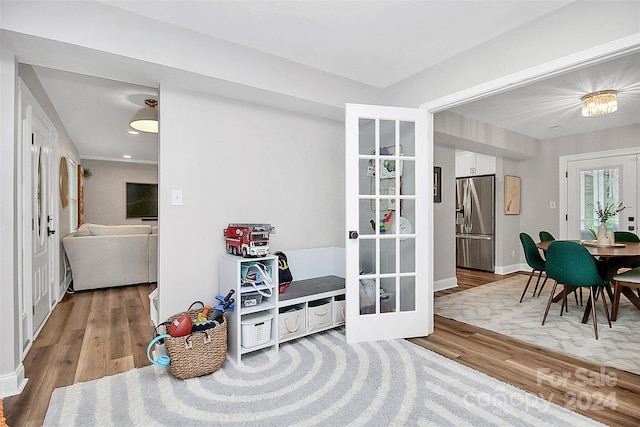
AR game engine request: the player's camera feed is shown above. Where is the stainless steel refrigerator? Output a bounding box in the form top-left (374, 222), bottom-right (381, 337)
top-left (455, 175), bottom-right (495, 272)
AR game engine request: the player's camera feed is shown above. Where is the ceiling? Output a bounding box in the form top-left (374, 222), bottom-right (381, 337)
top-left (31, 1), bottom-right (640, 163)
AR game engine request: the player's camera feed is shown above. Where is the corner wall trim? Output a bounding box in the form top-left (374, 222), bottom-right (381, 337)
top-left (0, 363), bottom-right (28, 398)
top-left (434, 276), bottom-right (458, 292)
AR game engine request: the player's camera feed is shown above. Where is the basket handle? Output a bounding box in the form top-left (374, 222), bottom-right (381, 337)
top-left (184, 330), bottom-right (210, 349)
top-left (284, 315), bottom-right (300, 333)
top-left (153, 321), bottom-right (171, 341)
top-left (314, 309), bottom-right (329, 316)
top-left (188, 301), bottom-right (205, 311)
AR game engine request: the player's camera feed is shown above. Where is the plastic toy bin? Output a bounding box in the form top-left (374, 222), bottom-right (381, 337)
top-left (241, 311), bottom-right (273, 348)
top-left (241, 291), bottom-right (263, 308)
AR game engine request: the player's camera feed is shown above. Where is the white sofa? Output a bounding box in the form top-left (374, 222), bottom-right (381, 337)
top-left (62, 223), bottom-right (158, 291)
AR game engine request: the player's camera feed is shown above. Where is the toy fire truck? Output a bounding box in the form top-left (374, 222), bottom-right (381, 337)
top-left (223, 223), bottom-right (276, 257)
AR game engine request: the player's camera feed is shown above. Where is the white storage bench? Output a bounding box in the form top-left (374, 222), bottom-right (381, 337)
top-left (278, 276), bottom-right (345, 343)
top-left (221, 247), bottom-right (345, 364)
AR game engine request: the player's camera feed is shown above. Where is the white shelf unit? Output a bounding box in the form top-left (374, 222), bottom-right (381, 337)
top-left (220, 254), bottom-right (279, 364)
top-left (221, 254), bottom-right (346, 363)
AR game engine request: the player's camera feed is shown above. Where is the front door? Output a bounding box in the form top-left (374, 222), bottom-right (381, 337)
top-left (31, 113), bottom-right (55, 333)
top-left (567, 155), bottom-right (638, 240)
top-left (345, 104), bottom-right (432, 343)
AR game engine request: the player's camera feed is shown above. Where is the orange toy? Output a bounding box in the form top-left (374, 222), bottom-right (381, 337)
top-left (196, 305), bottom-right (211, 323)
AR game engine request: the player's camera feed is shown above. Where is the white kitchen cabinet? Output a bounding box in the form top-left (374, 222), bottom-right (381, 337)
top-left (455, 151), bottom-right (496, 177)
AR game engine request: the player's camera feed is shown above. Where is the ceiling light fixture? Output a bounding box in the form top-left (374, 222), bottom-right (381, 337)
top-left (129, 99), bottom-right (158, 133)
top-left (581, 90), bottom-right (618, 117)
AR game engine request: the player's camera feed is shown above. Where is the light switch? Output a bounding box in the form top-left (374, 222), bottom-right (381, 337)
top-left (172, 190), bottom-right (183, 206)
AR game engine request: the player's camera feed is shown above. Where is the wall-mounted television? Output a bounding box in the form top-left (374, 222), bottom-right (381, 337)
top-left (126, 182), bottom-right (158, 218)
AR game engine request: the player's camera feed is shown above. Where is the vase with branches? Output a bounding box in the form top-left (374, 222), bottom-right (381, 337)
top-left (595, 201), bottom-right (625, 244)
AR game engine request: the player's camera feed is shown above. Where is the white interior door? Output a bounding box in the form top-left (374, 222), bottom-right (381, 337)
top-left (567, 155), bottom-right (638, 239)
top-left (31, 113), bottom-right (55, 333)
top-left (345, 104), bottom-right (432, 344)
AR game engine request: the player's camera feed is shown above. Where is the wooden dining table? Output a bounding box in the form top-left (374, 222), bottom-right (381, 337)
top-left (536, 239), bottom-right (640, 322)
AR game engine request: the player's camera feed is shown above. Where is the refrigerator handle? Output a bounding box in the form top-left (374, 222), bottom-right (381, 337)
top-left (455, 207), bottom-right (464, 225)
top-left (464, 183), bottom-right (472, 233)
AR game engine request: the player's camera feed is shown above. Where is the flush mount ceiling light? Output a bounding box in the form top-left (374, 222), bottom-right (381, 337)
top-left (129, 99), bottom-right (158, 133)
top-left (581, 90), bottom-right (618, 117)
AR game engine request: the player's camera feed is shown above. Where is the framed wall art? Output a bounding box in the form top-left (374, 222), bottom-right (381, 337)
top-left (504, 175), bottom-right (521, 215)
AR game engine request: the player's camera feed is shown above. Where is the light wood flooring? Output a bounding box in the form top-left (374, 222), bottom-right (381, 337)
top-left (4, 271), bottom-right (640, 426)
top-left (3, 284), bottom-right (156, 427)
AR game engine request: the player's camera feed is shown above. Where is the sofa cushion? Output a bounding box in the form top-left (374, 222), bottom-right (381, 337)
top-left (89, 225), bottom-right (152, 236)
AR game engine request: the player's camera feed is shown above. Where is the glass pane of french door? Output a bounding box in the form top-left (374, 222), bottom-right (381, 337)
top-left (357, 118), bottom-right (416, 315)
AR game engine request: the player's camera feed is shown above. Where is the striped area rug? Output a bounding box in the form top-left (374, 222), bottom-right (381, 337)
top-left (44, 329), bottom-right (602, 426)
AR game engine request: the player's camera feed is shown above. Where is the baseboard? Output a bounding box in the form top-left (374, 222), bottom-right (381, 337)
top-left (0, 364), bottom-right (28, 398)
top-left (495, 263), bottom-right (526, 275)
top-left (434, 276), bottom-right (458, 292)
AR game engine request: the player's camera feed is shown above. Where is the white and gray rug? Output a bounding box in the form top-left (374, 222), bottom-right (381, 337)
top-left (436, 275), bottom-right (640, 376)
top-left (44, 329), bottom-right (601, 426)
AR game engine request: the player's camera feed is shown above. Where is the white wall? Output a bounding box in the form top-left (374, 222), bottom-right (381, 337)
top-left (433, 145), bottom-right (456, 288)
top-left (495, 157), bottom-right (522, 273)
top-left (158, 87), bottom-right (344, 319)
top-left (0, 35), bottom-right (25, 398)
top-left (81, 159), bottom-right (158, 226)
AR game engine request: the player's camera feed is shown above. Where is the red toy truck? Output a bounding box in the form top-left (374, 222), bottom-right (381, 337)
top-left (224, 223), bottom-right (275, 257)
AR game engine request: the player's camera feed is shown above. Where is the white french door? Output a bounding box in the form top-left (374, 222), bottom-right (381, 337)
top-left (567, 154), bottom-right (638, 240)
top-left (345, 104), bottom-right (432, 344)
top-left (30, 112), bottom-right (56, 334)
top-left (19, 81), bottom-right (59, 352)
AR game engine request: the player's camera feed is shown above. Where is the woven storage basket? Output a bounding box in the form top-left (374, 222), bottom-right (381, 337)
top-left (164, 307), bottom-right (227, 379)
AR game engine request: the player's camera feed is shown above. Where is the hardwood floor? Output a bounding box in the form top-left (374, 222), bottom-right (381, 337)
top-left (4, 271), bottom-right (640, 426)
top-left (3, 284), bottom-right (156, 427)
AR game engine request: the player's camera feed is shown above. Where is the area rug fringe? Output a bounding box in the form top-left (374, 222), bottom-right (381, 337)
top-left (44, 329), bottom-right (602, 426)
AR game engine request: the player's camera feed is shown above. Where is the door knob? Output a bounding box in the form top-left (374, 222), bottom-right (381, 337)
top-left (48, 227), bottom-right (56, 236)
top-left (348, 231), bottom-right (359, 239)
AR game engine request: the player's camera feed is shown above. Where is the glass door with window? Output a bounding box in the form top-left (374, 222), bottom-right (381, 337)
top-left (345, 104), bottom-right (432, 344)
top-left (567, 155), bottom-right (637, 240)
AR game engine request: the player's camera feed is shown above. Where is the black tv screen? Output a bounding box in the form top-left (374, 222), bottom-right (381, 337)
top-left (126, 182), bottom-right (158, 218)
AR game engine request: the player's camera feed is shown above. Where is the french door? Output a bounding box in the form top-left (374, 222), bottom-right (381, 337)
top-left (19, 81), bottom-right (59, 354)
top-left (566, 154), bottom-right (638, 240)
top-left (30, 108), bottom-right (56, 334)
top-left (345, 104), bottom-right (432, 343)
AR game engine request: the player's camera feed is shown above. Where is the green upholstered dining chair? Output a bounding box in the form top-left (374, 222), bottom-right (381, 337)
top-left (539, 231), bottom-right (555, 242)
top-left (613, 231), bottom-right (640, 282)
top-left (519, 233), bottom-right (548, 302)
top-left (614, 231), bottom-right (640, 242)
top-left (542, 241), bottom-right (611, 339)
